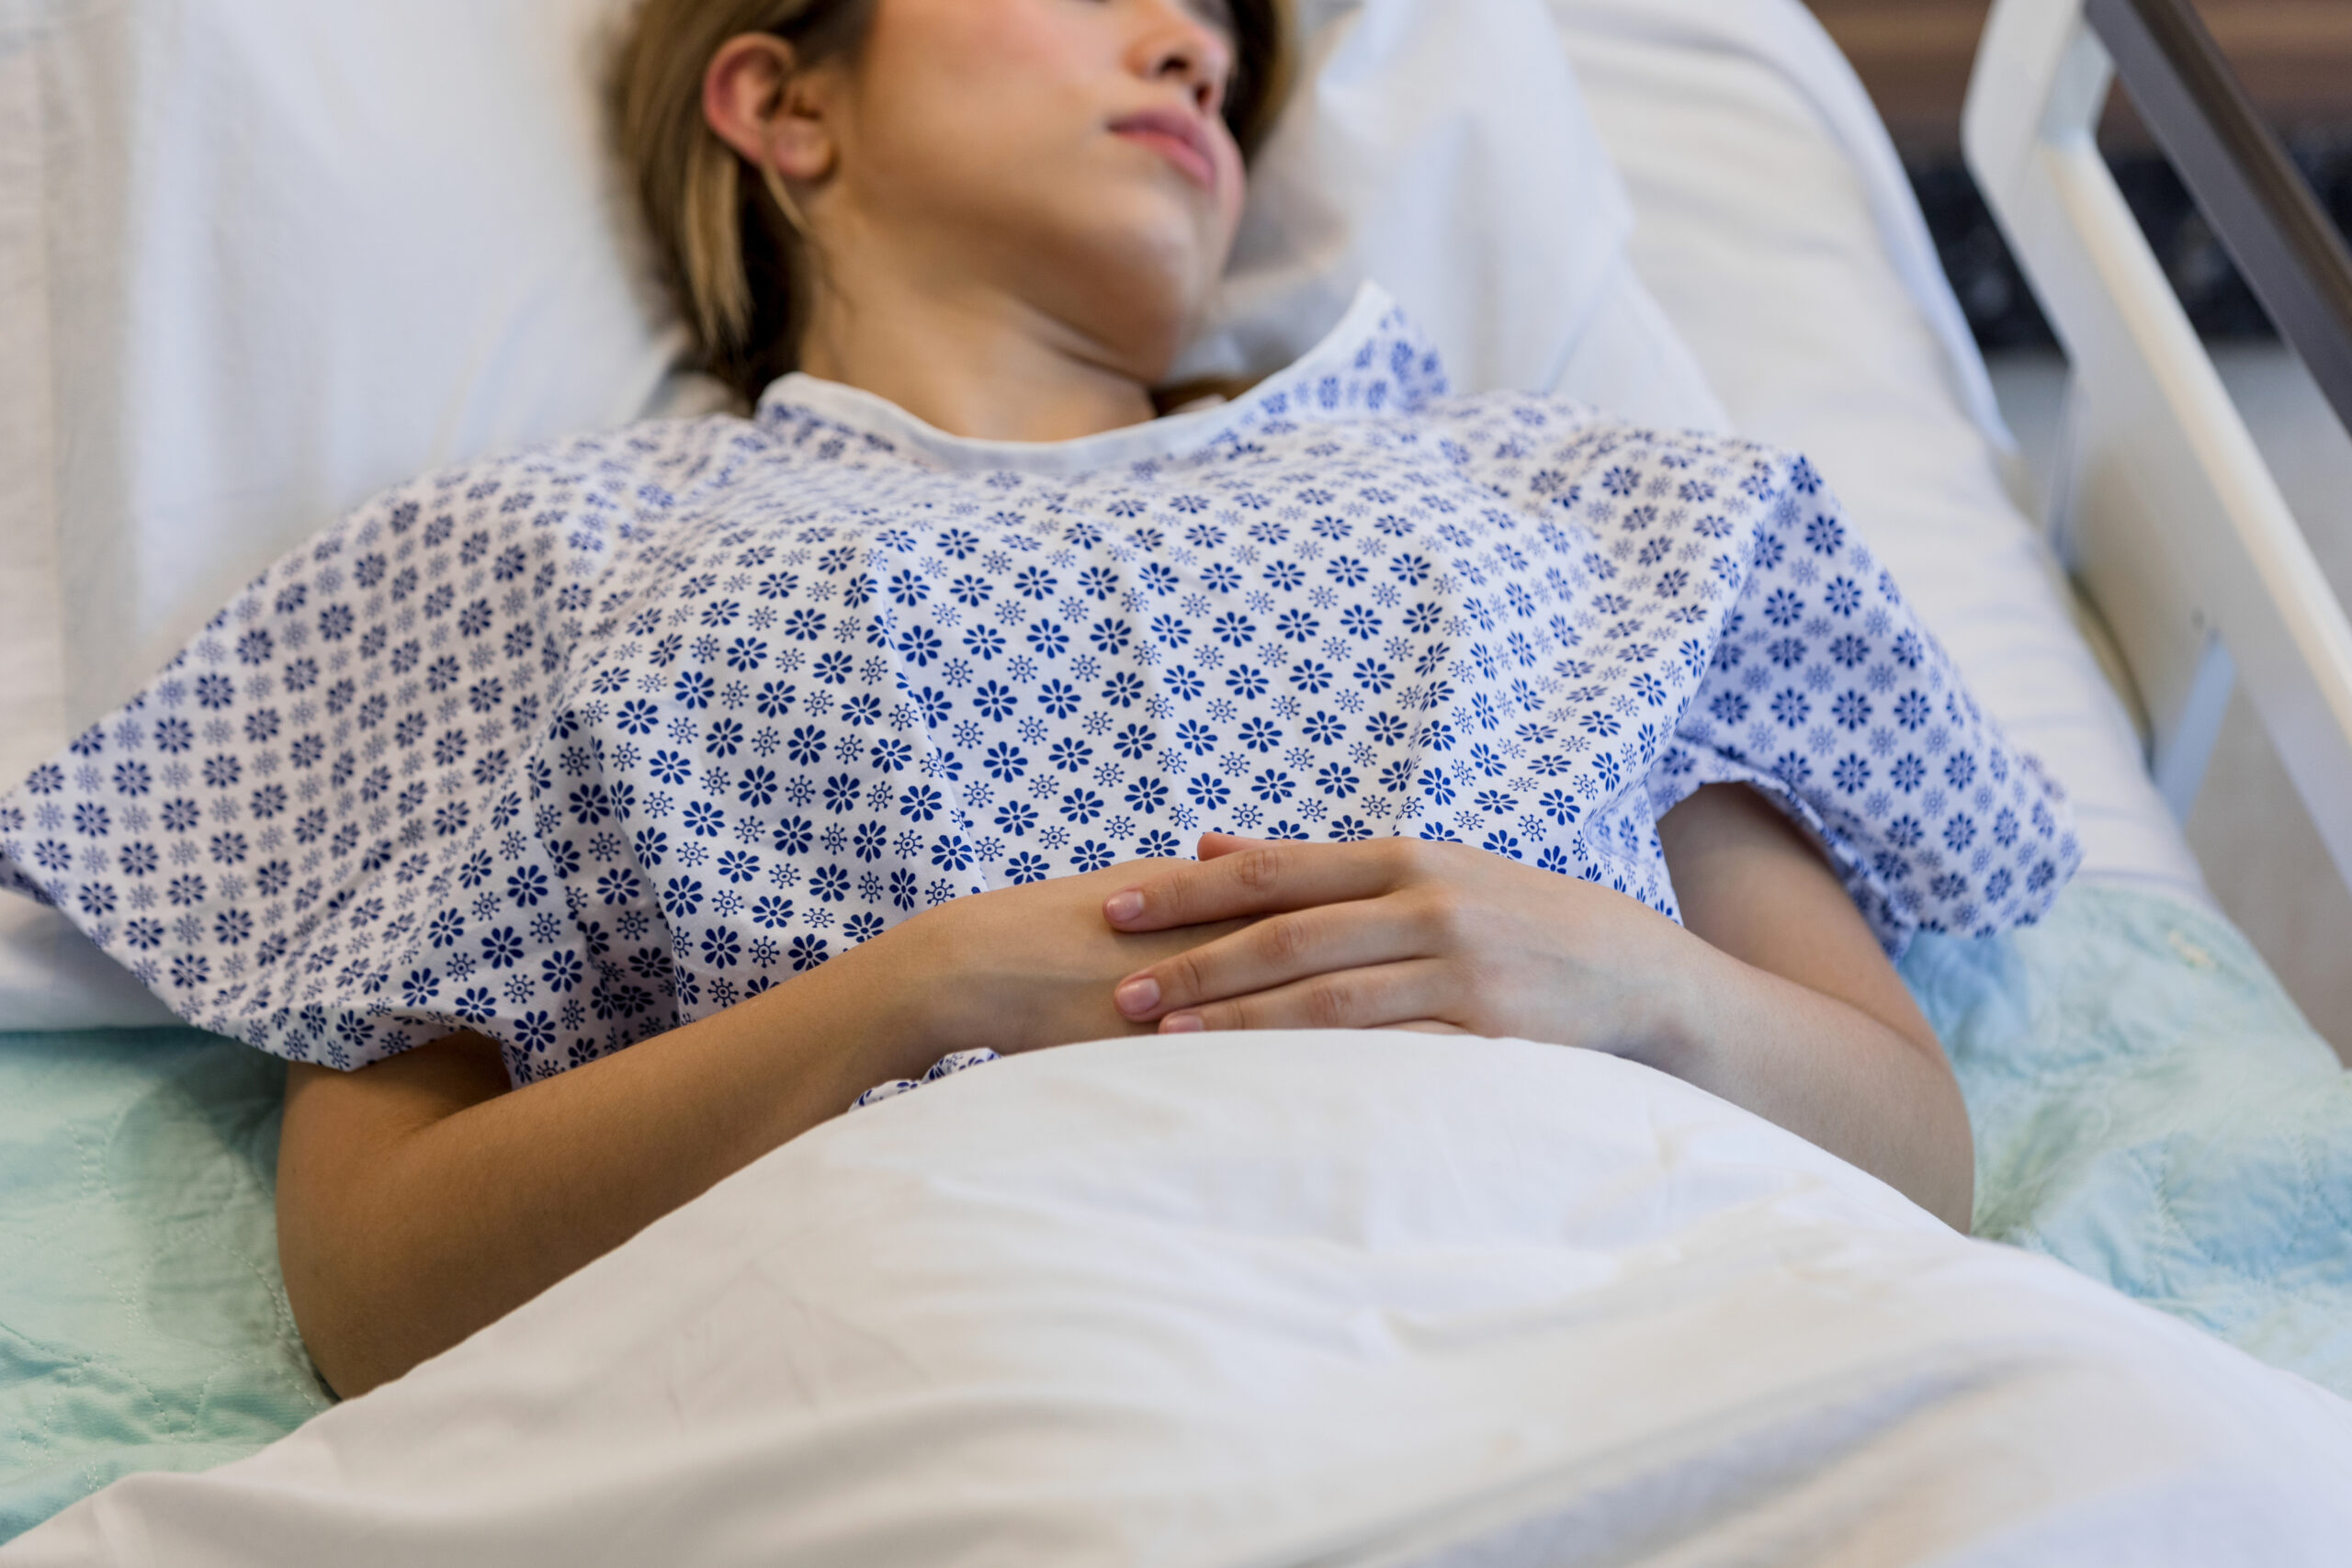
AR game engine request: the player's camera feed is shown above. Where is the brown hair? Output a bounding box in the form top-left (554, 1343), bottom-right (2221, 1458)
top-left (614, 0), bottom-right (1292, 405)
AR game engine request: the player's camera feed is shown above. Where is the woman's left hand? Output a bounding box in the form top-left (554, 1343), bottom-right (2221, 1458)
top-left (1101, 832), bottom-right (1724, 1058)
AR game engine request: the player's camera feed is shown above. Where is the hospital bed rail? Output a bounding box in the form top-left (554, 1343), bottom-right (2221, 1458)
top-left (1963, 0), bottom-right (2352, 897)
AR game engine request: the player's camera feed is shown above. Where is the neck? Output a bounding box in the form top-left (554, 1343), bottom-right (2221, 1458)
top-left (791, 227), bottom-right (1164, 444)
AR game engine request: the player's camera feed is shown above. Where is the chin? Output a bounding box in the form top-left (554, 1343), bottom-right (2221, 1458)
top-left (1056, 191), bottom-right (1228, 373)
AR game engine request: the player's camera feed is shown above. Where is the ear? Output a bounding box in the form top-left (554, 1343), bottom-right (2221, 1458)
top-left (702, 33), bottom-right (838, 186)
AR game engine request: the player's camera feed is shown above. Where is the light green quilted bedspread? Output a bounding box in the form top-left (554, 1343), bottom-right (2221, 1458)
top-left (1911, 883), bottom-right (2352, 1393)
top-left (3, 882), bottom-right (2347, 1542)
top-left (0, 1032), bottom-right (331, 1541)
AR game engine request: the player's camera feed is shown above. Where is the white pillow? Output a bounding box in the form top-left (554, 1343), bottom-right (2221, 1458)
top-left (1, 34), bottom-right (72, 799)
top-left (1170, 0), bottom-right (1632, 397)
top-left (17, 0), bottom-right (686, 749)
top-left (1544, 254), bottom-right (1728, 433)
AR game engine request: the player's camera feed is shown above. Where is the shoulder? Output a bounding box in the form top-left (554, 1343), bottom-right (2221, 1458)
top-left (401, 414), bottom-right (775, 522)
top-left (1380, 398), bottom-right (1812, 547)
top-left (1396, 393), bottom-right (1796, 484)
top-left (272, 414), bottom-right (784, 601)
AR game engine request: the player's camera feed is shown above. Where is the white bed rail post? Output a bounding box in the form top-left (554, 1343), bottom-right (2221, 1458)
top-left (1963, 0), bottom-right (2352, 893)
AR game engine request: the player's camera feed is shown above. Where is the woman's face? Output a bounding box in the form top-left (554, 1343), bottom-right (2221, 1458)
top-left (811, 0), bottom-right (1249, 377)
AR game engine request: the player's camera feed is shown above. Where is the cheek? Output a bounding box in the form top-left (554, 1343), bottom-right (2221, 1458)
top-left (864, 0), bottom-right (1093, 127)
top-left (853, 0), bottom-right (1102, 204)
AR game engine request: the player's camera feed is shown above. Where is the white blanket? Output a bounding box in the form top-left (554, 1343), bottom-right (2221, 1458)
top-left (9, 1032), bottom-right (2350, 1566)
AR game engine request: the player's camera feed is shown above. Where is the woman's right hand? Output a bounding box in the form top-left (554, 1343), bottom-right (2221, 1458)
top-left (876, 861), bottom-right (1257, 1061)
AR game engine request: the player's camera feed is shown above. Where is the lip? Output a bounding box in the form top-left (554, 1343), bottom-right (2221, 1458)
top-left (1110, 108), bottom-right (1219, 192)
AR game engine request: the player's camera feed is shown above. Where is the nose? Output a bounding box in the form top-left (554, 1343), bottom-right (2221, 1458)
top-left (1134, 3), bottom-right (1231, 118)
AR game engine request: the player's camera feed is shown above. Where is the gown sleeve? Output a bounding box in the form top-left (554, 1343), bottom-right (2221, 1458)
top-left (0, 416), bottom-right (754, 1084)
top-left (1642, 452), bottom-right (2082, 954)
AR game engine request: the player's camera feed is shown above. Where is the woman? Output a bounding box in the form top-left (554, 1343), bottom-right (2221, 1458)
top-left (0, 0), bottom-right (2075, 1400)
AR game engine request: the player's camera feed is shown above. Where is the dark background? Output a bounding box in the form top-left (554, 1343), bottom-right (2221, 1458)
top-left (1800, 0), bottom-right (2352, 345)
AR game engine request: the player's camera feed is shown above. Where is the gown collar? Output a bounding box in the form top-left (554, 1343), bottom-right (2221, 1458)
top-left (752, 282), bottom-right (1441, 476)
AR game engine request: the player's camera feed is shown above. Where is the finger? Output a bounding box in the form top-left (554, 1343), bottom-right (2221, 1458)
top-left (1197, 832), bottom-right (1256, 861)
top-left (1113, 897), bottom-right (1430, 1021)
top-left (1156, 960), bottom-right (1455, 1034)
top-left (1102, 837), bottom-right (1413, 932)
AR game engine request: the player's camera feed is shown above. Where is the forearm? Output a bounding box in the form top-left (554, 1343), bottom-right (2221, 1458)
top-left (283, 934), bottom-right (936, 1399)
top-left (1650, 785), bottom-right (1974, 1231)
top-left (1630, 939), bottom-right (1976, 1232)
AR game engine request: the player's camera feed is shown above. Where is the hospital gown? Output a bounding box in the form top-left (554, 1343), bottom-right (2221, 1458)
top-left (0, 286), bottom-right (2079, 1090)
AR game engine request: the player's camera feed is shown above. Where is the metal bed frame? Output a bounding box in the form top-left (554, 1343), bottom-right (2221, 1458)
top-left (1965, 0), bottom-right (2352, 894)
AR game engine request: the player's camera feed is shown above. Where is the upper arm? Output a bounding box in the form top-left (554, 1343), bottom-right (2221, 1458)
top-left (277, 1032), bottom-right (513, 1382)
top-left (1656, 784), bottom-right (1941, 1060)
top-left (280, 1031), bottom-right (514, 1164)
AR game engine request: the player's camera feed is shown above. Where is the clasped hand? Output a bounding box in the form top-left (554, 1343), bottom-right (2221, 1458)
top-left (885, 812), bottom-right (1975, 1232)
top-left (893, 832), bottom-right (1718, 1066)
top-left (1098, 832), bottom-right (1709, 1058)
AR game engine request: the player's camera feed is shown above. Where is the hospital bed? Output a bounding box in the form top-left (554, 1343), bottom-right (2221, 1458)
top-left (3, 0), bottom-right (2351, 1557)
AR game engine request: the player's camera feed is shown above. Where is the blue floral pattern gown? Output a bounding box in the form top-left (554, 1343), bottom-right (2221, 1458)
top-left (0, 286), bottom-right (2079, 1091)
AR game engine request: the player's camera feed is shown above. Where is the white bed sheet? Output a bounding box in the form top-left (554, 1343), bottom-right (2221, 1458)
top-left (10, 1032), bottom-right (2347, 1566)
top-left (1552, 0), bottom-right (2210, 904)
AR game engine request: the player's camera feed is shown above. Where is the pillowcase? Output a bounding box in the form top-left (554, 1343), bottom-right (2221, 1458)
top-left (12, 0), bottom-right (687, 747)
top-left (1170, 0), bottom-right (1633, 397)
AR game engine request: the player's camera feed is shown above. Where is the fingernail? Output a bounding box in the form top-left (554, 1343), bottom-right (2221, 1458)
top-left (1115, 976), bottom-right (1159, 1017)
top-left (1104, 891), bottom-right (1144, 923)
top-left (1160, 1012), bottom-right (1204, 1033)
